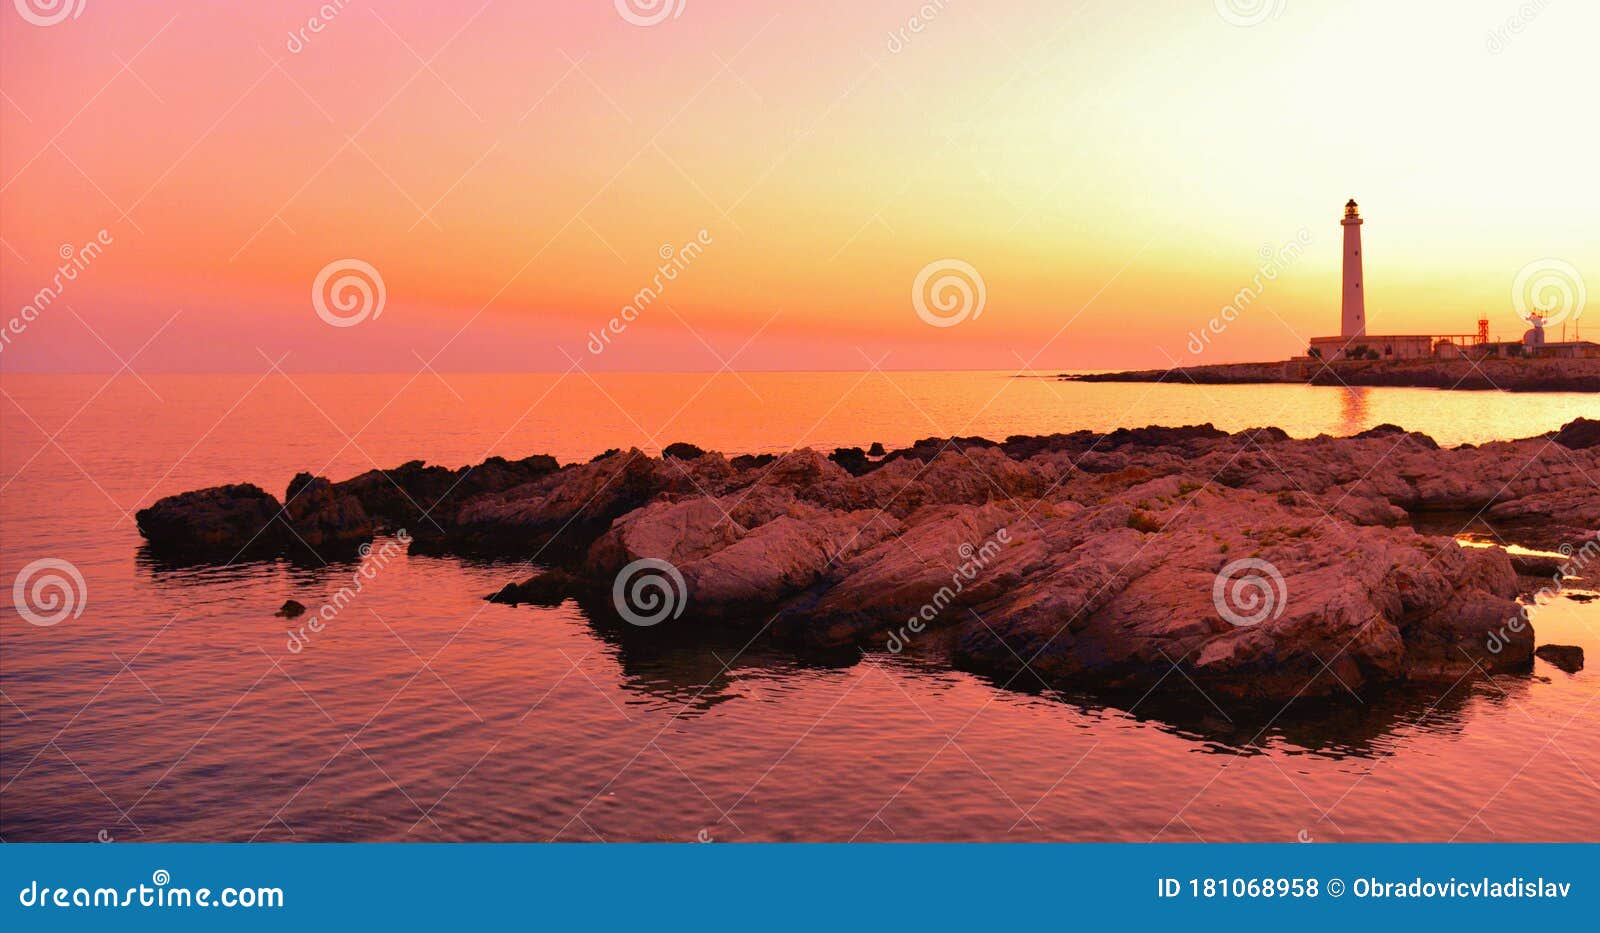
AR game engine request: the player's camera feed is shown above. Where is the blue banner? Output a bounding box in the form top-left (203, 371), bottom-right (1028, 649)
top-left (2, 843), bottom-right (1593, 930)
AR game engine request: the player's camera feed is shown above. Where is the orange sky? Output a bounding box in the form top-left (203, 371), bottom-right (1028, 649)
top-left (1, 0), bottom-right (1595, 372)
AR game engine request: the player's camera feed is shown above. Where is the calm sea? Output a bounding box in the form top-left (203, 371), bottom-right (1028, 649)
top-left (1, 372), bottom-right (1597, 842)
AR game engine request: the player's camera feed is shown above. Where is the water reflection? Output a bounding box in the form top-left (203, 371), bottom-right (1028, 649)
top-left (131, 539), bottom-right (1563, 766)
top-left (557, 594), bottom-right (1532, 760)
top-left (1335, 386), bottom-right (1372, 436)
top-left (565, 592), bottom-right (862, 712)
top-left (954, 656), bottom-right (1517, 760)
top-left (14, 372), bottom-right (1600, 842)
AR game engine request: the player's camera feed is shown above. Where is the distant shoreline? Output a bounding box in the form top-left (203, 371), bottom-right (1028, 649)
top-left (1062, 357), bottom-right (1600, 392)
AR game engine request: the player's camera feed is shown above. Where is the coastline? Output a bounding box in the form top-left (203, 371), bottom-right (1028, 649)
top-left (1063, 357), bottom-right (1600, 392)
top-left (135, 419), bottom-right (1600, 708)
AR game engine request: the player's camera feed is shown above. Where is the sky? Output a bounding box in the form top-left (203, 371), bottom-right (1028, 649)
top-left (1, 0), bottom-right (1596, 373)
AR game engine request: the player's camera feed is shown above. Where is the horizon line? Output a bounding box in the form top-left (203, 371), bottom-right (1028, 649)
top-left (0, 367), bottom-right (1095, 377)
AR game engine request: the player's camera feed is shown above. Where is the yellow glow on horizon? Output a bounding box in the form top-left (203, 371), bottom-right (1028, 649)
top-left (0, 0), bottom-right (1595, 371)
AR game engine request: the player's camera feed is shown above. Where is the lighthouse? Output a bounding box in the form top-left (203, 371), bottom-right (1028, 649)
top-left (1341, 199), bottom-right (1365, 338)
top-left (1305, 198), bottom-right (1600, 365)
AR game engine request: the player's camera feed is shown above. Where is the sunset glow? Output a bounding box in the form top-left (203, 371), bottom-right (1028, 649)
top-left (7, 0), bottom-right (1600, 888)
top-left (2, 0), bottom-right (1596, 372)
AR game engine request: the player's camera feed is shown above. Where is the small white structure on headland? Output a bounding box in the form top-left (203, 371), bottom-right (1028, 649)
top-left (1303, 199), bottom-right (1598, 363)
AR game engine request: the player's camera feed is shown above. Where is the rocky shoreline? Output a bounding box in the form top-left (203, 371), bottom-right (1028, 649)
top-left (1064, 357), bottom-right (1600, 392)
top-left (136, 420), bottom-right (1600, 705)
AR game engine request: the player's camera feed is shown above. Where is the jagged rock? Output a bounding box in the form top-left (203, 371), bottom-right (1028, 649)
top-left (284, 473), bottom-right (375, 558)
top-left (331, 454), bottom-right (558, 531)
top-left (1534, 644), bottom-right (1584, 672)
top-left (1551, 418), bottom-right (1600, 450)
top-left (1350, 424), bottom-right (1440, 449)
top-left (829, 447), bottom-right (871, 476)
top-left (135, 483), bottom-right (286, 557)
top-left (585, 487), bottom-right (895, 623)
top-left (952, 486), bottom-right (1527, 701)
top-left (451, 448), bottom-right (663, 553)
top-left (138, 422), bottom-right (1600, 701)
top-left (662, 442), bottom-right (707, 460)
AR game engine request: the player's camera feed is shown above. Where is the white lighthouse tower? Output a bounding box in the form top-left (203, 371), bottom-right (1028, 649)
top-left (1341, 198), bottom-right (1365, 338)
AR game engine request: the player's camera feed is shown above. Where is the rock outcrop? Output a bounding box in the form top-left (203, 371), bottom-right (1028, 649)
top-left (134, 483), bottom-right (287, 559)
top-left (136, 420), bottom-right (1600, 701)
top-left (135, 454), bottom-right (559, 562)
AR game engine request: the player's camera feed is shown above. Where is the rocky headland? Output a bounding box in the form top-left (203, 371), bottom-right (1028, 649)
top-left (1065, 357), bottom-right (1600, 392)
top-left (136, 419), bottom-right (1600, 705)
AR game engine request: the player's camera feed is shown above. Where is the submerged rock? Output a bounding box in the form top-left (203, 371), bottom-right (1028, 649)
top-left (1509, 553), bottom-right (1566, 578)
top-left (1534, 644), bottom-right (1584, 673)
top-left (276, 599), bottom-right (306, 618)
top-left (487, 569), bottom-right (579, 607)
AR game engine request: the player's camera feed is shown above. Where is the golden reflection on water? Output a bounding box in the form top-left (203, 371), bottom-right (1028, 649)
top-left (1336, 386), bottom-right (1372, 437)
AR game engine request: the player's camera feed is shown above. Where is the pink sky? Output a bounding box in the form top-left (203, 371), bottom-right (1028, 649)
top-left (1, 1), bottom-right (1595, 372)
